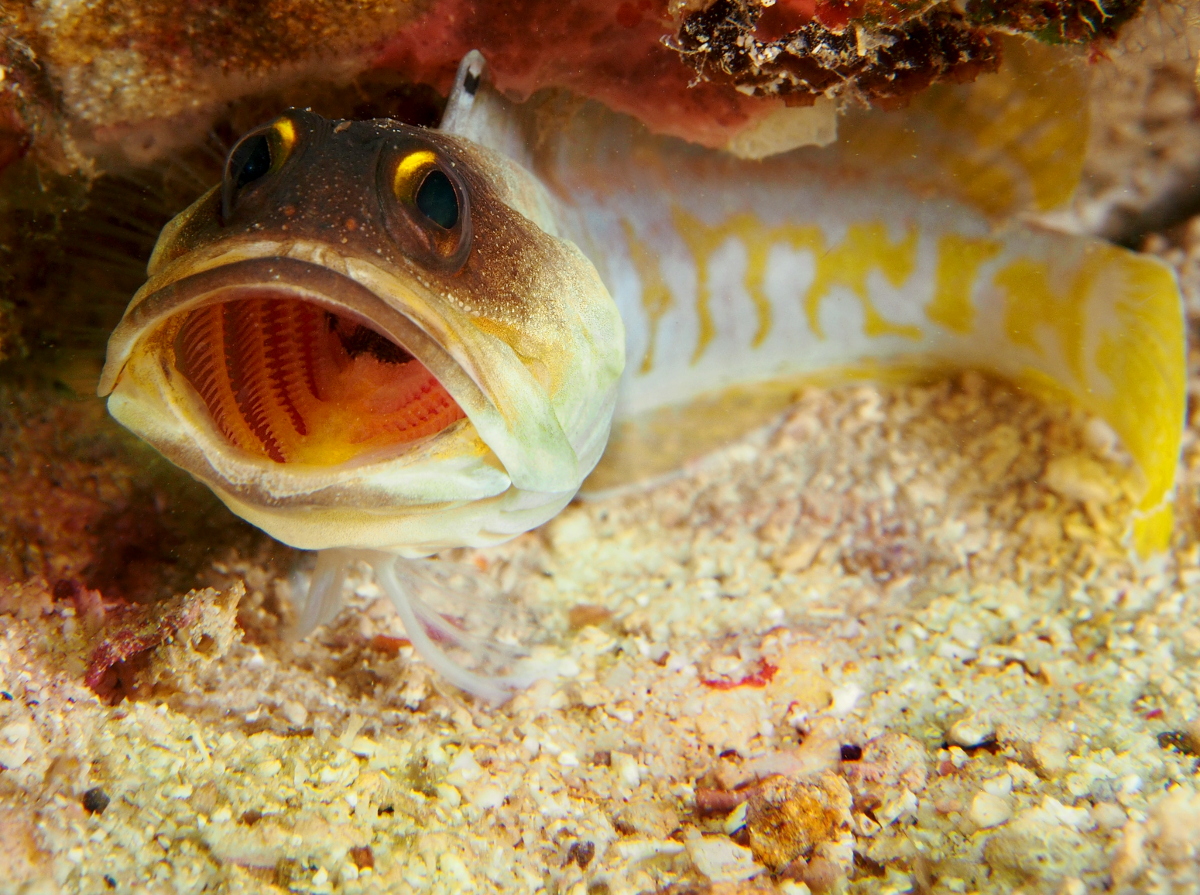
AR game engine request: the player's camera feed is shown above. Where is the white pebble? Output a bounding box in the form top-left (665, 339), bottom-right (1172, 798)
top-left (435, 783), bottom-right (462, 808)
top-left (611, 751), bottom-right (641, 788)
top-left (685, 830), bottom-right (761, 882)
top-left (947, 716), bottom-right (994, 749)
top-left (828, 683), bottom-right (862, 716)
top-left (982, 774), bottom-right (1013, 797)
top-left (1043, 455), bottom-right (1119, 504)
top-left (558, 750), bottom-right (580, 768)
top-left (468, 785), bottom-right (506, 811)
top-left (970, 791), bottom-right (1013, 828)
top-left (0, 721), bottom-right (32, 769)
top-left (280, 701), bottom-right (308, 727)
top-left (1092, 802), bottom-right (1126, 829)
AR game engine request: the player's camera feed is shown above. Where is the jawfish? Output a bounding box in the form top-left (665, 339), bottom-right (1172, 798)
top-left (100, 50), bottom-right (1185, 702)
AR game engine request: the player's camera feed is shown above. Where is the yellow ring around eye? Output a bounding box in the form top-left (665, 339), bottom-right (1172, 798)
top-left (268, 118), bottom-right (296, 171)
top-left (273, 118), bottom-right (296, 149)
top-left (394, 150), bottom-right (438, 196)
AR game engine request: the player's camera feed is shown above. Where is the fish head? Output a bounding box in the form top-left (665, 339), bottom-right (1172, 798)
top-left (99, 109), bottom-right (624, 555)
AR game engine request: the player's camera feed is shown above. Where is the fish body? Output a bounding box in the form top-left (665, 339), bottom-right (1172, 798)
top-left (100, 51), bottom-right (1185, 699)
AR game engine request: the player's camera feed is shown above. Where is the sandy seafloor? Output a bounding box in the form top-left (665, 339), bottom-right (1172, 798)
top-left (7, 9), bottom-right (1200, 895)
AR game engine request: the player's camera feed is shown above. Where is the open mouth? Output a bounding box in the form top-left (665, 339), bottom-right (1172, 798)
top-left (170, 292), bottom-right (465, 465)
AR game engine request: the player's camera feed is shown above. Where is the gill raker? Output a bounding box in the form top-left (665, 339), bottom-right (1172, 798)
top-left (99, 49), bottom-right (1186, 702)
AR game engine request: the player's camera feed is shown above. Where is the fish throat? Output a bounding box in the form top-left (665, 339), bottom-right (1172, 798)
top-left (173, 293), bottom-right (464, 465)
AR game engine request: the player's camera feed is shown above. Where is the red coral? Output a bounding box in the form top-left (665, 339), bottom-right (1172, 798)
top-left (367, 633), bottom-right (411, 657)
top-left (701, 659), bottom-right (779, 690)
top-left (83, 596), bottom-right (202, 703)
top-left (370, 0), bottom-right (766, 150)
top-left (811, 0), bottom-right (866, 30)
top-left (51, 578), bottom-right (111, 630)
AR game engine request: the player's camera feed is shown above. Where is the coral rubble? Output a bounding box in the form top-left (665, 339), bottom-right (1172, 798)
top-left (672, 1), bottom-right (1001, 109)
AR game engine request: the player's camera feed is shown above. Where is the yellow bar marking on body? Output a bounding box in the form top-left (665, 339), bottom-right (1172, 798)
top-left (671, 208), bottom-right (718, 363)
top-left (996, 257), bottom-right (1088, 383)
top-left (672, 211), bottom-right (919, 361)
top-left (673, 209), bottom-right (773, 363)
top-left (799, 222), bottom-right (922, 341)
top-left (927, 235), bottom-right (1003, 333)
top-left (622, 220), bottom-right (675, 374)
top-left (744, 238), bottom-right (774, 349)
top-left (394, 150), bottom-right (437, 195)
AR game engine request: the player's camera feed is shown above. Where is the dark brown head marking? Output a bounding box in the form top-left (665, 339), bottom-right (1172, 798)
top-left (216, 109), bottom-right (473, 275)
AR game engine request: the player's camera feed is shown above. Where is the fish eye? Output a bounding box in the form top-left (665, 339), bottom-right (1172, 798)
top-left (415, 169), bottom-right (459, 229)
top-left (232, 135), bottom-right (272, 188)
top-left (384, 146), bottom-right (471, 272)
top-left (221, 118), bottom-right (296, 222)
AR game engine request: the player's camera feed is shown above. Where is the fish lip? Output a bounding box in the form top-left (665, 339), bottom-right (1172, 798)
top-left (99, 251), bottom-right (518, 531)
top-left (100, 253), bottom-right (498, 481)
top-left (100, 254), bottom-right (486, 420)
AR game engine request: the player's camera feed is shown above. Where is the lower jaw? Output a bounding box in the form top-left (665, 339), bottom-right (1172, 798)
top-left (168, 291), bottom-right (466, 466)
